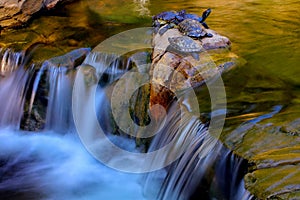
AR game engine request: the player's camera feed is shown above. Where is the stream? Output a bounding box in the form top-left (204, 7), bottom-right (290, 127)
top-left (0, 0), bottom-right (299, 199)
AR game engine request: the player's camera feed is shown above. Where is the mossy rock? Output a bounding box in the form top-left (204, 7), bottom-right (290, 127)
top-left (245, 165), bottom-right (300, 199)
top-left (222, 104), bottom-right (300, 199)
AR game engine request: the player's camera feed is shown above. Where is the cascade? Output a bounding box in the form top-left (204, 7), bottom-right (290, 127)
top-left (0, 48), bottom-right (253, 199)
top-left (0, 49), bottom-right (24, 76)
top-left (0, 49), bottom-right (146, 200)
top-left (0, 49), bottom-right (33, 128)
top-left (143, 96), bottom-right (252, 200)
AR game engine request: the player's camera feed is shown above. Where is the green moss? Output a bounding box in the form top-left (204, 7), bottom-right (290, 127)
top-left (222, 104), bottom-right (300, 199)
top-left (245, 165), bottom-right (300, 199)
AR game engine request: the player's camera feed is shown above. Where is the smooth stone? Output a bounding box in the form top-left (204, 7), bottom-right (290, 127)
top-left (0, 0), bottom-right (75, 28)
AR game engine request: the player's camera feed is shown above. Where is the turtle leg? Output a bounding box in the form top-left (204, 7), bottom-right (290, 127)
top-left (153, 26), bottom-right (160, 34)
top-left (158, 25), bottom-right (169, 35)
top-left (152, 20), bottom-right (162, 34)
top-left (206, 33), bottom-right (213, 38)
top-left (191, 53), bottom-right (200, 61)
top-left (159, 23), bottom-right (175, 35)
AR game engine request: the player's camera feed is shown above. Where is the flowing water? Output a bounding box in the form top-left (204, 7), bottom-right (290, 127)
top-left (0, 0), bottom-right (299, 199)
top-left (0, 50), bottom-right (147, 200)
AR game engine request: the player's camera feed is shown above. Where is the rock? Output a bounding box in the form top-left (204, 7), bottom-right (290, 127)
top-left (0, 0), bottom-right (75, 28)
top-left (245, 165), bottom-right (300, 199)
top-left (43, 47), bottom-right (91, 69)
top-left (201, 29), bottom-right (231, 50)
top-left (21, 47), bottom-right (90, 131)
top-left (222, 105), bottom-right (300, 199)
top-left (149, 27), bottom-right (242, 119)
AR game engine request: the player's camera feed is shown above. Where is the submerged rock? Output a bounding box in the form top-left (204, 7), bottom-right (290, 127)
top-left (0, 0), bottom-right (75, 28)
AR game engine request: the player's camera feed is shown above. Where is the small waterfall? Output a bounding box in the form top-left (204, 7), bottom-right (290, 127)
top-left (143, 98), bottom-right (253, 200)
top-left (23, 48), bottom-right (90, 132)
top-left (0, 49), bottom-right (33, 128)
top-left (0, 47), bottom-right (255, 199)
top-left (83, 52), bottom-right (132, 86)
top-left (212, 150), bottom-right (253, 200)
top-left (44, 66), bottom-right (74, 132)
top-left (0, 49), bottom-right (24, 76)
top-left (75, 50), bottom-right (255, 199)
top-left (0, 49), bottom-right (147, 200)
top-left (0, 48), bottom-right (90, 131)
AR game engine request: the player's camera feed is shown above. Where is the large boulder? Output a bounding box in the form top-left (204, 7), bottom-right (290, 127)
top-left (149, 28), bottom-right (243, 120)
top-left (0, 0), bottom-right (74, 28)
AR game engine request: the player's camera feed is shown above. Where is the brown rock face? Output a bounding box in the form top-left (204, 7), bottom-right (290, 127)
top-left (0, 0), bottom-right (74, 28)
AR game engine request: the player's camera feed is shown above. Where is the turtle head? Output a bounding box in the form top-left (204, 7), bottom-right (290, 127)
top-left (177, 9), bottom-right (186, 16)
top-left (174, 10), bottom-right (185, 23)
top-left (201, 8), bottom-right (211, 22)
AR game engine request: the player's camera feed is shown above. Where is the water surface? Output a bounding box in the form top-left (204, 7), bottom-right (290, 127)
top-left (0, 0), bottom-right (299, 199)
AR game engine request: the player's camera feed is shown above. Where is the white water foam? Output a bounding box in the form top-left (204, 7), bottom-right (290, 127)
top-left (0, 128), bottom-right (146, 200)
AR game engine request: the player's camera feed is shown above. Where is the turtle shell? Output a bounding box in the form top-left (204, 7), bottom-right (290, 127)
top-left (168, 36), bottom-right (202, 53)
top-left (178, 19), bottom-right (208, 38)
top-left (153, 11), bottom-right (176, 21)
top-left (152, 11), bottom-right (184, 23)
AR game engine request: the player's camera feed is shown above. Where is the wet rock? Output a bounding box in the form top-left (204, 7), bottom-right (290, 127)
top-left (0, 0), bottom-right (75, 28)
top-left (201, 29), bottom-right (231, 50)
top-left (150, 27), bottom-right (242, 118)
top-left (80, 64), bottom-right (98, 87)
top-left (222, 107), bottom-right (300, 199)
top-left (44, 47), bottom-right (91, 70)
top-left (21, 47), bottom-right (90, 131)
top-left (245, 165), bottom-right (300, 199)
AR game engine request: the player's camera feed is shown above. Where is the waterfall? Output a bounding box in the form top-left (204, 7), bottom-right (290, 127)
top-left (0, 49), bottom-right (147, 200)
top-left (22, 48), bottom-right (91, 132)
top-left (0, 49), bottom-right (33, 128)
top-left (0, 49), bottom-right (24, 76)
top-left (44, 66), bottom-right (74, 132)
top-left (0, 48), bottom-right (254, 200)
top-left (143, 96), bottom-right (252, 199)
top-left (78, 49), bottom-right (256, 200)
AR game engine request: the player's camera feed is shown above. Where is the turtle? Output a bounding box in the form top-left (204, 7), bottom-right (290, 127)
top-left (152, 10), bottom-right (185, 34)
top-left (178, 19), bottom-right (213, 39)
top-left (153, 8), bottom-right (212, 36)
top-left (182, 8), bottom-right (211, 29)
top-left (167, 36), bottom-right (203, 60)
